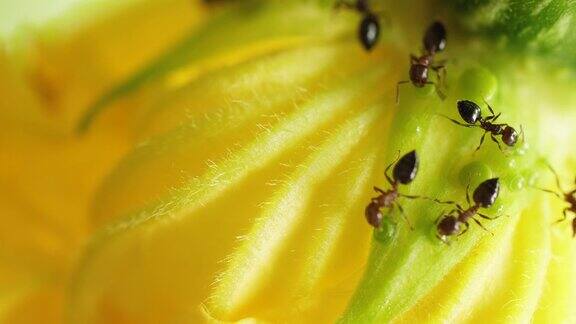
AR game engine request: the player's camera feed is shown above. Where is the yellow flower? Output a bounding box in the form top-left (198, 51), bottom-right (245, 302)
top-left (1, 0), bottom-right (576, 323)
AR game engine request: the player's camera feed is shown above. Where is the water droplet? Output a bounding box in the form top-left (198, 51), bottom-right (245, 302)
top-left (505, 173), bottom-right (525, 191)
top-left (373, 218), bottom-right (396, 243)
top-left (456, 67), bottom-right (498, 101)
top-left (459, 161), bottom-right (493, 187)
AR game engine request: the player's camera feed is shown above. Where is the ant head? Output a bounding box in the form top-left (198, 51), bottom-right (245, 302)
top-left (365, 201), bottom-right (383, 228)
top-left (457, 100), bottom-right (481, 124)
top-left (359, 14), bottom-right (380, 51)
top-left (473, 178), bottom-right (500, 208)
top-left (502, 126), bottom-right (519, 146)
top-left (437, 215), bottom-right (459, 236)
top-left (393, 150), bottom-right (419, 184)
top-left (423, 21), bottom-right (447, 54)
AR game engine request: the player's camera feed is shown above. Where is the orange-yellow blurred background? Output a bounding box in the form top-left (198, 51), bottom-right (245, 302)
top-left (0, 1), bottom-right (207, 322)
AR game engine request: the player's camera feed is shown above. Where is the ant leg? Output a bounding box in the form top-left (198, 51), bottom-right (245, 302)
top-left (373, 186), bottom-right (386, 195)
top-left (425, 81), bottom-right (446, 100)
top-left (434, 210), bottom-right (445, 225)
top-left (400, 194), bottom-right (457, 206)
top-left (396, 81), bottom-right (410, 105)
top-left (431, 65), bottom-right (447, 91)
top-left (483, 98), bottom-right (496, 116)
top-left (457, 222), bottom-right (470, 236)
top-left (396, 203), bottom-right (414, 230)
top-left (489, 134), bottom-right (504, 152)
top-left (534, 187), bottom-right (562, 199)
top-left (472, 218), bottom-right (494, 236)
top-left (433, 59), bottom-right (449, 67)
top-left (485, 113), bottom-right (501, 122)
top-left (402, 194), bottom-right (462, 209)
top-left (477, 213), bottom-right (502, 220)
top-left (435, 208), bottom-right (458, 225)
top-left (416, 194), bottom-right (460, 205)
top-left (465, 183), bottom-right (471, 206)
top-left (474, 132), bottom-right (488, 153)
top-left (438, 114), bottom-right (475, 128)
top-left (400, 194), bottom-right (420, 199)
top-left (554, 208), bottom-right (570, 224)
top-left (434, 209), bottom-right (456, 225)
top-left (384, 150), bottom-right (401, 185)
top-left (545, 162), bottom-right (564, 193)
top-left (431, 64), bottom-right (445, 79)
top-left (448, 208), bottom-right (458, 216)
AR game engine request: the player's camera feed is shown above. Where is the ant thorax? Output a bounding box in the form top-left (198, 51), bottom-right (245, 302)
top-left (417, 55), bottom-right (430, 66)
top-left (480, 120), bottom-right (503, 134)
top-left (374, 188), bottom-right (399, 208)
top-left (459, 205), bottom-right (480, 222)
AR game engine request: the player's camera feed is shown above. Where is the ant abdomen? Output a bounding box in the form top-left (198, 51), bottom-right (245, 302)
top-left (393, 150), bottom-right (418, 184)
top-left (423, 21), bottom-right (447, 54)
top-left (359, 14), bottom-right (380, 50)
top-left (457, 100), bottom-right (481, 124)
top-left (336, 0), bottom-right (384, 51)
top-left (472, 178), bottom-right (500, 208)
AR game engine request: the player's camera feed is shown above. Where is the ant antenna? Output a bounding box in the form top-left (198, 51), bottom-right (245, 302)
top-left (395, 203), bottom-right (414, 230)
top-left (482, 97), bottom-right (494, 113)
top-left (533, 187), bottom-right (562, 199)
top-left (545, 162), bottom-right (564, 193)
top-left (531, 162), bottom-right (564, 199)
top-left (472, 218), bottom-right (494, 236)
top-left (383, 150), bottom-right (401, 184)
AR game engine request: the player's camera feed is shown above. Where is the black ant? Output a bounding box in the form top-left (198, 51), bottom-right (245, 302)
top-left (444, 99), bottom-right (522, 153)
top-left (535, 163), bottom-right (576, 236)
top-left (396, 21), bottom-right (447, 104)
top-left (365, 150), bottom-right (421, 229)
top-left (335, 0), bottom-right (386, 51)
top-left (435, 178), bottom-right (502, 244)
